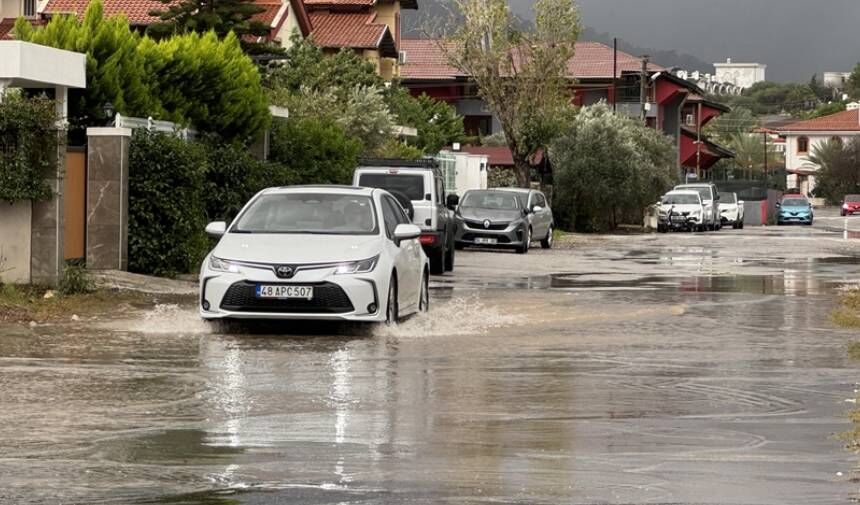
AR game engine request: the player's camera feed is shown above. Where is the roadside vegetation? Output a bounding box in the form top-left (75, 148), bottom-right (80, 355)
top-left (550, 103), bottom-right (677, 232)
top-left (807, 139), bottom-right (860, 205)
top-left (832, 287), bottom-right (860, 329)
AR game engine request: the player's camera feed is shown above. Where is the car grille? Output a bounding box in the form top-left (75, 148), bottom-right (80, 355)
top-left (464, 219), bottom-right (509, 231)
top-left (220, 281), bottom-right (354, 313)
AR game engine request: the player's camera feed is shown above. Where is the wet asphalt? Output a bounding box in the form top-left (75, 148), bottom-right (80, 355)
top-left (1, 224), bottom-right (860, 504)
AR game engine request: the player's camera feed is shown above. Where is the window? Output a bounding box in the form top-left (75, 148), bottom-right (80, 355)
top-left (797, 136), bottom-right (809, 154)
top-left (535, 193), bottom-right (547, 208)
top-left (23, 0), bottom-right (36, 17)
top-left (381, 196), bottom-right (401, 239)
top-left (358, 173), bottom-right (425, 201)
top-left (436, 177), bottom-right (445, 204)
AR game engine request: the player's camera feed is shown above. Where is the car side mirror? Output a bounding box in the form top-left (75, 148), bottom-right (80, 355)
top-left (775, 203), bottom-right (781, 208)
top-left (446, 194), bottom-right (460, 211)
top-left (393, 223), bottom-right (421, 245)
top-left (532, 205), bottom-right (543, 213)
top-left (205, 221), bottom-right (227, 237)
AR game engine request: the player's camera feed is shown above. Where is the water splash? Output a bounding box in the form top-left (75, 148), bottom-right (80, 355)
top-left (375, 294), bottom-right (523, 338)
top-left (129, 304), bottom-right (212, 334)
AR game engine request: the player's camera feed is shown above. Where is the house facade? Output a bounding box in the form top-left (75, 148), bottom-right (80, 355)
top-left (0, 0), bottom-right (413, 80)
top-left (399, 39), bottom-right (733, 178)
top-left (775, 108), bottom-right (860, 195)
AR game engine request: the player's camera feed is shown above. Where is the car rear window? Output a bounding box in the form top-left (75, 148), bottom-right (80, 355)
top-left (358, 173), bottom-right (425, 201)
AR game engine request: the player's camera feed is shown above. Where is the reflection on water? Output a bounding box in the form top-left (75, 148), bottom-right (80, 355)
top-left (1, 250), bottom-right (859, 504)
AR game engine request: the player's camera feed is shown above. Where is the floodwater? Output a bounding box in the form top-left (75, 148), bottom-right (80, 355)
top-left (1, 227), bottom-right (859, 504)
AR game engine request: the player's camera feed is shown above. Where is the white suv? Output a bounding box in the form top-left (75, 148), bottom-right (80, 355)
top-left (354, 160), bottom-right (458, 275)
top-left (674, 183), bottom-right (721, 231)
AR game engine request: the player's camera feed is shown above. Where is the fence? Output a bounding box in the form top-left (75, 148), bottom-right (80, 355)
top-left (113, 113), bottom-right (196, 140)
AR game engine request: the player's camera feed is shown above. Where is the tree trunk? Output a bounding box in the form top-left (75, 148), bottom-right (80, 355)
top-left (512, 152), bottom-right (531, 189)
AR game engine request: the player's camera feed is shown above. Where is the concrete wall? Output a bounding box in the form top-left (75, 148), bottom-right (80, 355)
top-left (30, 147), bottom-right (64, 285)
top-left (0, 201), bottom-right (32, 283)
top-left (86, 128), bottom-right (131, 271)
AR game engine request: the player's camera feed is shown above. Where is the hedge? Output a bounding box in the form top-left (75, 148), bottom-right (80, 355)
top-left (0, 94), bottom-right (60, 203)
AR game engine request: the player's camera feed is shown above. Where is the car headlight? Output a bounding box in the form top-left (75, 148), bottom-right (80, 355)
top-left (209, 256), bottom-right (241, 273)
top-left (335, 256), bottom-right (378, 275)
top-left (844, 203), bottom-right (850, 209)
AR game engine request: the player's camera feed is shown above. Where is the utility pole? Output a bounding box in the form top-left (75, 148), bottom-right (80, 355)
top-left (612, 38), bottom-right (618, 113)
top-left (763, 130), bottom-right (769, 186)
top-left (640, 55), bottom-right (650, 122)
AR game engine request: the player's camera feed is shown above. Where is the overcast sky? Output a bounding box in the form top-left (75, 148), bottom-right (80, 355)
top-left (505, 0), bottom-right (860, 82)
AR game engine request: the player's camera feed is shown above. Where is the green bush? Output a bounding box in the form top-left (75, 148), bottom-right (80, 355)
top-left (201, 138), bottom-right (297, 222)
top-left (269, 117), bottom-right (361, 185)
top-left (128, 130), bottom-right (208, 277)
top-left (550, 103), bottom-right (677, 232)
top-left (16, 1), bottom-right (270, 142)
top-left (58, 263), bottom-right (95, 295)
top-left (0, 94), bottom-right (60, 203)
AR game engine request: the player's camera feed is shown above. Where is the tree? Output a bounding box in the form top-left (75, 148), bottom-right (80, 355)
top-left (704, 106), bottom-right (758, 145)
top-left (16, 1), bottom-right (270, 142)
top-left (264, 34), bottom-right (384, 93)
top-left (147, 0), bottom-right (272, 54)
top-left (550, 103), bottom-right (677, 232)
top-left (0, 94), bottom-right (60, 203)
top-left (269, 117), bottom-right (362, 185)
top-left (808, 138), bottom-right (860, 203)
top-left (809, 74), bottom-right (831, 102)
top-left (716, 81), bottom-right (819, 117)
top-left (385, 86), bottom-right (465, 154)
top-left (847, 63), bottom-right (860, 100)
top-left (269, 85), bottom-right (394, 152)
top-left (727, 133), bottom-right (782, 179)
top-left (14, 3), bottom-right (158, 129)
top-left (442, 0), bottom-right (580, 187)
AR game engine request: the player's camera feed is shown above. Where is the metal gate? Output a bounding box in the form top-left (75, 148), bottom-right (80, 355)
top-left (63, 149), bottom-right (86, 260)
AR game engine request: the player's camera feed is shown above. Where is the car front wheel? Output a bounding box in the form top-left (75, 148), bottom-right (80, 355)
top-left (385, 275), bottom-right (399, 325)
top-left (429, 249), bottom-right (444, 275)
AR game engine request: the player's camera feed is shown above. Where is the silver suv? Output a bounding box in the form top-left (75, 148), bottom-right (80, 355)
top-left (673, 183), bottom-right (721, 230)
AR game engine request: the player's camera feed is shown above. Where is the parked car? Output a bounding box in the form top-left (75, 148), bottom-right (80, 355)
top-left (454, 189), bottom-right (552, 253)
top-left (496, 188), bottom-right (555, 249)
top-left (776, 194), bottom-right (814, 226)
top-left (842, 194), bottom-right (860, 216)
top-left (199, 186), bottom-right (429, 324)
top-left (719, 191), bottom-right (745, 229)
top-left (353, 160), bottom-right (457, 275)
top-left (673, 183), bottom-right (721, 230)
top-left (657, 190), bottom-right (706, 232)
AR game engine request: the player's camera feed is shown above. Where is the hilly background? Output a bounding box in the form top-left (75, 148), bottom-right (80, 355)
top-left (405, 0), bottom-right (860, 82)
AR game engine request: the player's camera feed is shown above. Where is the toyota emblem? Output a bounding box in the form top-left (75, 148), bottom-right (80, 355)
top-left (483, 219), bottom-right (491, 229)
top-left (275, 265), bottom-right (294, 278)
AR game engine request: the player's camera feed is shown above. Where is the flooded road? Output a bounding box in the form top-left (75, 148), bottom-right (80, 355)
top-left (2, 226), bottom-right (859, 504)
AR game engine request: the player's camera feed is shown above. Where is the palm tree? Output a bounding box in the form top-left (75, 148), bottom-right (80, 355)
top-left (728, 133), bottom-right (783, 179)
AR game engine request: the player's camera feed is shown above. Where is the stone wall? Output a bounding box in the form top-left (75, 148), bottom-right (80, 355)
top-left (0, 201), bottom-right (32, 283)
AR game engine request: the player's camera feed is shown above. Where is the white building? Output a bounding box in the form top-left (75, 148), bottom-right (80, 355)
top-left (775, 108), bottom-right (860, 195)
top-left (713, 58), bottom-right (766, 89)
top-left (823, 72), bottom-right (851, 90)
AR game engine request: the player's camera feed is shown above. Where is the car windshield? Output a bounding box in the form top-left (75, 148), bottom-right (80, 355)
top-left (461, 191), bottom-right (520, 210)
top-left (662, 194), bottom-right (700, 205)
top-left (678, 186), bottom-right (711, 201)
top-left (782, 198), bottom-right (809, 207)
top-left (358, 173), bottom-right (425, 201)
top-left (846, 195), bottom-right (860, 202)
top-left (719, 192), bottom-right (736, 203)
top-left (232, 193), bottom-right (378, 235)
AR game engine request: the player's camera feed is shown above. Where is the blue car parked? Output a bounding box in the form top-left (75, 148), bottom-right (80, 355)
top-left (776, 195), bottom-right (814, 226)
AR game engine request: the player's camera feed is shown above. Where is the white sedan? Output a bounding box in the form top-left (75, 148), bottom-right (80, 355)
top-left (199, 186), bottom-right (429, 323)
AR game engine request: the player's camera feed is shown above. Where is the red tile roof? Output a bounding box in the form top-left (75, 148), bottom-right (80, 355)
top-left (400, 39), bottom-right (663, 81)
top-left (0, 18), bottom-right (16, 39)
top-left (304, 0), bottom-right (374, 7)
top-left (399, 39), bottom-right (466, 79)
top-left (777, 109), bottom-right (860, 132)
top-left (308, 11), bottom-right (387, 49)
top-left (43, 0), bottom-right (166, 24)
top-left (42, 0), bottom-right (285, 27)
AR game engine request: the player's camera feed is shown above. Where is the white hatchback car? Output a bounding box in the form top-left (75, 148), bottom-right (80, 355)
top-left (199, 186), bottom-right (429, 323)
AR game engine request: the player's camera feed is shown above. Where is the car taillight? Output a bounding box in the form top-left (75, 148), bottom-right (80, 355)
top-left (419, 234), bottom-right (436, 245)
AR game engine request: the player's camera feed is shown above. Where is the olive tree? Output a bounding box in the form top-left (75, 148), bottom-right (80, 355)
top-left (441, 0), bottom-right (580, 187)
top-left (550, 103), bottom-right (677, 232)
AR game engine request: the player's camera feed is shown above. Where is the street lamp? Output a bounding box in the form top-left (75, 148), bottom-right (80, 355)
top-left (103, 102), bottom-right (115, 125)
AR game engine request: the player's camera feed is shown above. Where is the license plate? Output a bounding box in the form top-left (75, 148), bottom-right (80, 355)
top-left (256, 285), bottom-right (314, 299)
top-left (475, 237), bottom-right (498, 245)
